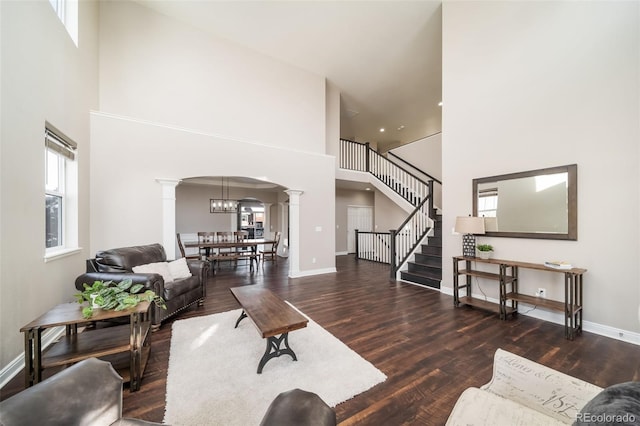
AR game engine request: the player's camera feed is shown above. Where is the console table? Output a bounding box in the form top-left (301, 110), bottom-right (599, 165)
top-left (21, 301), bottom-right (151, 391)
top-left (453, 256), bottom-right (586, 340)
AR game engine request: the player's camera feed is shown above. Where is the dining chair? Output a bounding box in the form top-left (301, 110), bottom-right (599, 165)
top-left (216, 231), bottom-right (235, 256)
top-left (197, 232), bottom-right (216, 258)
top-left (234, 230), bottom-right (249, 242)
top-left (260, 231), bottom-right (281, 264)
top-left (234, 230), bottom-right (252, 266)
top-left (177, 233), bottom-right (201, 260)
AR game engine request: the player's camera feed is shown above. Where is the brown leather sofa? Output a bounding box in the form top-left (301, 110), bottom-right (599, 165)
top-left (75, 243), bottom-right (209, 330)
top-left (0, 357), bottom-right (163, 426)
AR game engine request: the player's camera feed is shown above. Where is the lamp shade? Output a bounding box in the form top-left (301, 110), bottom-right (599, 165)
top-left (454, 216), bottom-right (486, 235)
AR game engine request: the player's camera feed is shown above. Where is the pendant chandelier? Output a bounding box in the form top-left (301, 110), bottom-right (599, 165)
top-left (210, 177), bottom-right (238, 213)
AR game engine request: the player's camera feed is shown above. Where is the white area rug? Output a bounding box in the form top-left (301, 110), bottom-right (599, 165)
top-left (164, 306), bottom-right (387, 426)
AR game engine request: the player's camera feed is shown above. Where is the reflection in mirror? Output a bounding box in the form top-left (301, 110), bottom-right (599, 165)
top-left (473, 164), bottom-right (577, 240)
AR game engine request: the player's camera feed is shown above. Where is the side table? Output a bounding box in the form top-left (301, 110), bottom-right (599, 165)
top-left (21, 301), bottom-right (151, 391)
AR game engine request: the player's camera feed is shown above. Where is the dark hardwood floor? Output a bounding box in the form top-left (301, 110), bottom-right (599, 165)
top-left (3, 255), bottom-right (640, 425)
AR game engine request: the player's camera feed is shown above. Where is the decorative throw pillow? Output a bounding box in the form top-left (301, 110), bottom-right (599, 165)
top-left (168, 258), bottom-right (192, 280)
top-left (132, 262), bottom-right (174, 283)
top-left (574, 381), bottom-right (640, 425)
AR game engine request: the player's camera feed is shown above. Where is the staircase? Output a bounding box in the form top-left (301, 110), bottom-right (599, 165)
top-left (340, 139), bottom-right (442, 289)
top-left (400, 214), bottom-right (442, 289)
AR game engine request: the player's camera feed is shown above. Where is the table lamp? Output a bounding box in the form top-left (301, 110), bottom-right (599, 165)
top-left (455, 216), bottom-right (485, 257)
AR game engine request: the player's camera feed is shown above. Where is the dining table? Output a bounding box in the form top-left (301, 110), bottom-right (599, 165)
top-left (184, 238), bottom-right (276, 271)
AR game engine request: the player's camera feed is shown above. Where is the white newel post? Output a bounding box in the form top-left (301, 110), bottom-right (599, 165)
top-left (156, 178), bottom-right (181, 259)
top-left (285, 190), bottom-right (303, 278)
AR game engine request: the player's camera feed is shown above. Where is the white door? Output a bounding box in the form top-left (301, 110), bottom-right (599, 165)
top-left (347, 206), bottom-right (373, 253)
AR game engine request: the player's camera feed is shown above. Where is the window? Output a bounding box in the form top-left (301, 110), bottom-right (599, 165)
top-left (48, 0), bottom-right (78, 46)
top-left (477, 187), bottom-right (498, 218)
top-left (49, 0), bottom-right (65, 22)
top-left (45, 123), bottom-right (78, 257)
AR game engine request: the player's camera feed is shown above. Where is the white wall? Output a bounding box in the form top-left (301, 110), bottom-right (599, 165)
top-left (0, 1), bottom-right (98, 367)
top-left (98, 0), bottom-right (326, 155)
top-left (335, 188), bottom-right (375, 253)
top-left (92, 1), bottom-right (337, 275)
top-left (90, 113), bottom-right (336, 275)
top-left (176, 184), bottom-right (237, 235)
top-left (374, 190), bottom-right (411, 233)
top-left (391, 133), bottom-right (442, 181)
top-left (442, 1), bottom-right (640, 333)
top-left (390, 133), bottom-right (442, 209)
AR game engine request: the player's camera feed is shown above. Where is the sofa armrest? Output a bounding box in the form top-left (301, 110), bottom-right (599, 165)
top-left (481, 349), bottom-right (602, 423)
top-left (445, 387), bottom-right (567, 426)
top-left (186, 258), bottom-right (206, 272)
top-left (187, 259), bottom-right (209, 278)
top-left (0, 358), bottom-right (122, 426)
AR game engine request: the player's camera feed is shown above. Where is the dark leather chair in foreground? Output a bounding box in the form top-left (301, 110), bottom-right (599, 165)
top-left (75, 243), bottom-right (209, 330)
top-left (260, 388), bottom-right (337, 426)
top-left (0, 358), bottom-right (163, 426)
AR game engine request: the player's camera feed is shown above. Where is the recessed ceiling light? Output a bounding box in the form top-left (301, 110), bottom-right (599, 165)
top-left (397, 125), bottom-right (405, 131)
top-left (365, 187), bottom-right (371, 191)
top-left (438, 101), bottom-right (443, 107)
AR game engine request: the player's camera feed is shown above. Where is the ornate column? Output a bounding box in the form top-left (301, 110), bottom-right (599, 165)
top-left (284, 190), bottom-right (303, 278)
top-left (156, 178), bottom-right (181, 259)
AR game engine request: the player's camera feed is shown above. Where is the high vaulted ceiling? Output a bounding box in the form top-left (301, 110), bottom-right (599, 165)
top-left (135, 0), bottom-right (443, 152)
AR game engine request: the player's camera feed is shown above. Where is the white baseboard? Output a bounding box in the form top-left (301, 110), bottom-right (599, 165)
top-left (289, 267), bottom-right (337, 278)
top-left (0, 326), bottom-right (65, 390)
top-left (439, 287), bottom-right (640, 346)
top-left (335, 251), bottom-right (349, 256)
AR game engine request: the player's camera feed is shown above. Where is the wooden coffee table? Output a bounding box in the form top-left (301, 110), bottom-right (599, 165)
top-left (230, 286), bottom-right (308, 373)
top-left (20, 301), bottom-right (151, 391)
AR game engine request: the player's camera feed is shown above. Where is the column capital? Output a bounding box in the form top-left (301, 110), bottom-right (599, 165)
top-left (284, 189), bottom-right (304, 197)
top-left (285, 189), bottom-right (303, 205)
top-left (155, 178), bottom-right (181, 187)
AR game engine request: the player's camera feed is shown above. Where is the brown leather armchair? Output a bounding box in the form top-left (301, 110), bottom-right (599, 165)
top-left (75, 243), bottom-right (209, 330)
top-left (0, 358), bottom-right (164, 426)
top-left (260, 388), bottom-right (336, 426)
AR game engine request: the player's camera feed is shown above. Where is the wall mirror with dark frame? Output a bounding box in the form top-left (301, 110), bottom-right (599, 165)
top-left (472, 164), bottom-right (577, 240)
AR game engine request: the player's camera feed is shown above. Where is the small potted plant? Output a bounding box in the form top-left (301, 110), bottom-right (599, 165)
top-left (75, 278), bottom-right (166, 319)
top-left (476, 244), bottom-right (494, 259)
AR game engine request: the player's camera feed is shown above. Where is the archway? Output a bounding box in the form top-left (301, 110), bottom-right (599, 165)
top-left (157, 176), bottom-right (299, 275)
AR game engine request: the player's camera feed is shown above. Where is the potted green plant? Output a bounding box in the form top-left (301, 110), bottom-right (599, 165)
top-left (75, 278), bottom-right (166, 319)
top-left (476, 244), bottom-right (494, 259)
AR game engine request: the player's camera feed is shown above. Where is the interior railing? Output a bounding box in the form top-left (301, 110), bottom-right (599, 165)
top-left (341, 139), bottom-right (436, 277)
top-left (387, 151), bottom-right (442, 186)
top-left (354, 230), bottom-right (391, 264)
top-left (341, 139), bottom-right (430, 207)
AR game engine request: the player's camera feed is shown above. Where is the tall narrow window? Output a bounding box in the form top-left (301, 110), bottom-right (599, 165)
top-left (45, 124), bottom-right (77, 254)
top-left (49, 0), bottom-right (65, 22)
top-left (48, 0), bottom-right (78, 46)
